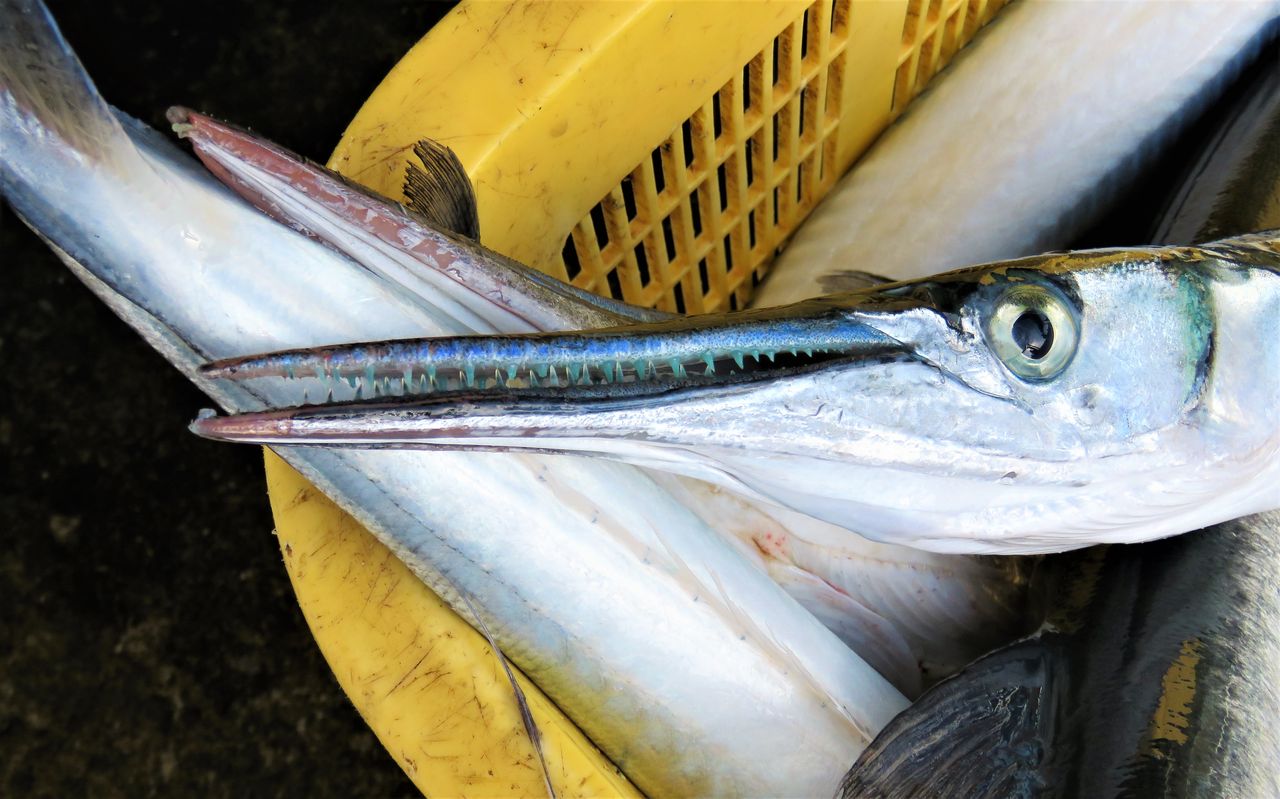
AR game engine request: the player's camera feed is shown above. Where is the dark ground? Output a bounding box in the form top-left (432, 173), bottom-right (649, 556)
top-left (1, 2), bottom-right (454, 795)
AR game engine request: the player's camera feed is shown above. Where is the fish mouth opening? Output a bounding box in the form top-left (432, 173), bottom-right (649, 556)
top-left (198, 299), bottom-right (912, 404)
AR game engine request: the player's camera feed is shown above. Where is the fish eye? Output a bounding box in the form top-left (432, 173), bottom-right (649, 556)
top-left (983, 282), bottom-right (1079, 381)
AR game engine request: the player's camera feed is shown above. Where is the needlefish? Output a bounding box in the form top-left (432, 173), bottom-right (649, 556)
top-left (190, 0), bottom-right (1280, 557)
top-left (839, 47), bottom-right (1280, 799)
top-left (196, 236), bottom-right (1280, 556)
top-left (167, 100), bottom-right (1031, 693)
top-left (0, 2), bottom-right (913, 795)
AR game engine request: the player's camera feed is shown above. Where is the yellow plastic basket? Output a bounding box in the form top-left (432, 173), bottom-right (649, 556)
top-left (264, 1), bottom-right (1007, 794)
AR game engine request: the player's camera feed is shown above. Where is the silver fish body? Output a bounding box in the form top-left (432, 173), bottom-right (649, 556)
top-left (197, 238), bottom-right (1280, 555)
top-left (841, 45), bottom-right (1280, 799)
top-left (176, 104), bottom-right (1034, 692)
top-left (842, 512), bottom-right (1280, 798)
top-left (0, 2), bottom-right (910, 795)
top-left (190, 4), bottom-right (1280, 555)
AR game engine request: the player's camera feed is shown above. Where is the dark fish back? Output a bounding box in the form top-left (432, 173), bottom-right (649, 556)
top-left (1154, 43), bottom-right (1280, 243)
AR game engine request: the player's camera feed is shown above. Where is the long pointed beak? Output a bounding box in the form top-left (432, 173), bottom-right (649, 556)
top-left (191, 297), bottom-right (921, 445)
top-left (167, 106), bottom-right (668, 335)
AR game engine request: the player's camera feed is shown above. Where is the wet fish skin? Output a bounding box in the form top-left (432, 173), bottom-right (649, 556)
top-left (171, 107), bottom-right (668, 336)
top-left (841, 512), bottom-right (1280, 799)
top-left (652, 474), bottom-right (1035, 693)
top-left (177, 101), bottom-right (1036, 690)
top-left (196, 237), bottom-right (1280, 555)
top-left (0, 2), bottom-right (910, 794)
top-left (841, 47), bottom-right (1280, 799)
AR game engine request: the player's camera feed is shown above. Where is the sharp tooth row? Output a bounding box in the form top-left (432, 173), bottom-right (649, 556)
top-left (284, 344), bottom-right (839, 405)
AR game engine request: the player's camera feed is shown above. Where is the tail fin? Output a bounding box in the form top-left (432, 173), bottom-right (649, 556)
top-left (0, 0), bottom-right (140, 170)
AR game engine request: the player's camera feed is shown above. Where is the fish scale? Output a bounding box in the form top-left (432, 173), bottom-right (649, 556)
top-left (200, 238), bottom-right (1280, 555)
top-left (0, 3), bottom-right (912, 795)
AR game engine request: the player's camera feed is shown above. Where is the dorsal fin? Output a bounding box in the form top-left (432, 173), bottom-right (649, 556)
top-left (403, 138), bottom-right (480, 240)
top-left (839, 638), bottom-right (1052, 798)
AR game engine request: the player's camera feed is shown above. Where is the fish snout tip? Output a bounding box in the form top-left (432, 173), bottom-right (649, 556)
top-left (198, 360), bottom-right (235, 380)
top-left (189, 408), bottom-right (292, 443)
top-left (189, 408), bottom-right (221, 440)
top-left (166, 107), bottom-right (227, 142)
top-left (165, 106), bottom-right (198, 138)
top-left (164, 106), bottom-right (193, 126)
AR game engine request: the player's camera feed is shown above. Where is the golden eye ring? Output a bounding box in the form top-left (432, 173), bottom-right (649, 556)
top-left (984, 282), bottom-right (1080, 381)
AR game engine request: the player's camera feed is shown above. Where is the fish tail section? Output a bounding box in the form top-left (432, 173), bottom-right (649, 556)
top-left (0, 0), bottom-right (141, 173)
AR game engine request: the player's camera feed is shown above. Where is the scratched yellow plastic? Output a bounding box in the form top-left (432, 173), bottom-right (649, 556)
top-left (265, 0), bottom-right (1008, 795)
top-left (264, 451), bottom-right (634, 798)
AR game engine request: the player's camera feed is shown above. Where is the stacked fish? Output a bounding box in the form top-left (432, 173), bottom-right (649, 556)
top-left (3, 0), bottom-right (1279, 796)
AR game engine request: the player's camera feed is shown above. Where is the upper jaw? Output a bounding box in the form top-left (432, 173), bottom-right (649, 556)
top-left (186, 281), bottom-right (1018, 453)
top-left (196, 295), bottom-right (926, 396)
top-left (190, 243), bottom-right (1127, 416)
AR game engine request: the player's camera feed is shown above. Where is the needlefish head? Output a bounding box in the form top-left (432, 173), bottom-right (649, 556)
top-left (193, 236), bottom-right (1280, 553)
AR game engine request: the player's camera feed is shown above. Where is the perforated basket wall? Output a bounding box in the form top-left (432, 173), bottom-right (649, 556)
top-left (557, 0), bottom-right (1007, 315)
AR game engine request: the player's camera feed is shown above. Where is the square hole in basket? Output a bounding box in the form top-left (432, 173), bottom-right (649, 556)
top-left (605, 268), bottom-right (623, 299)
top-left (651, 147), bottom-right (666, 195)
top-left (771, 34), bottom-right (782, 87)
top-left (902, 0), bottom-right (923, 44)
top-left (590, 203), bottom-right (609, 250)
top-left (832, 0), bottom-right (850, 39)
top-left (800, 6), bottom-right (811, 62)
top-left (635, 242), bottom-right (652, 287)
top-left (621, 176), bottom-right (638, 221)
top-left (681, 119), bottom-right (695, 169)
top-left (713, 89), bottom-right (724, 141)
top-left (772, 113), bottom-right (781, 163)
top-left (561, 235), bottom-right (582, 281)
top-left (717, 162), bottom-right (729, 213)
top-left (825, 51), bottom-right (845, 122)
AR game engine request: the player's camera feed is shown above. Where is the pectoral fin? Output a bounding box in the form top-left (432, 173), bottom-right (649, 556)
top-left (839, 638), bottom-right (1053, 799)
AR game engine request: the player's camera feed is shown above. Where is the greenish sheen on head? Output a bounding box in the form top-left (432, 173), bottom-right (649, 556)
top-left (196, 237), bottom-right (1280, 555)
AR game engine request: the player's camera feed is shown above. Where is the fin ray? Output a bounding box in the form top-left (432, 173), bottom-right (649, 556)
top-left (840, 638), bottom-right (1051, 798)
top-left (403, 138), bottom-right (481, 239)
top-left (0, 0), bottom-right (140, 170)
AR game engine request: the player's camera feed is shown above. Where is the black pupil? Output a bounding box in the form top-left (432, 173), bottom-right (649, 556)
top-left (1012, 310), bottom-right (1053, 359)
